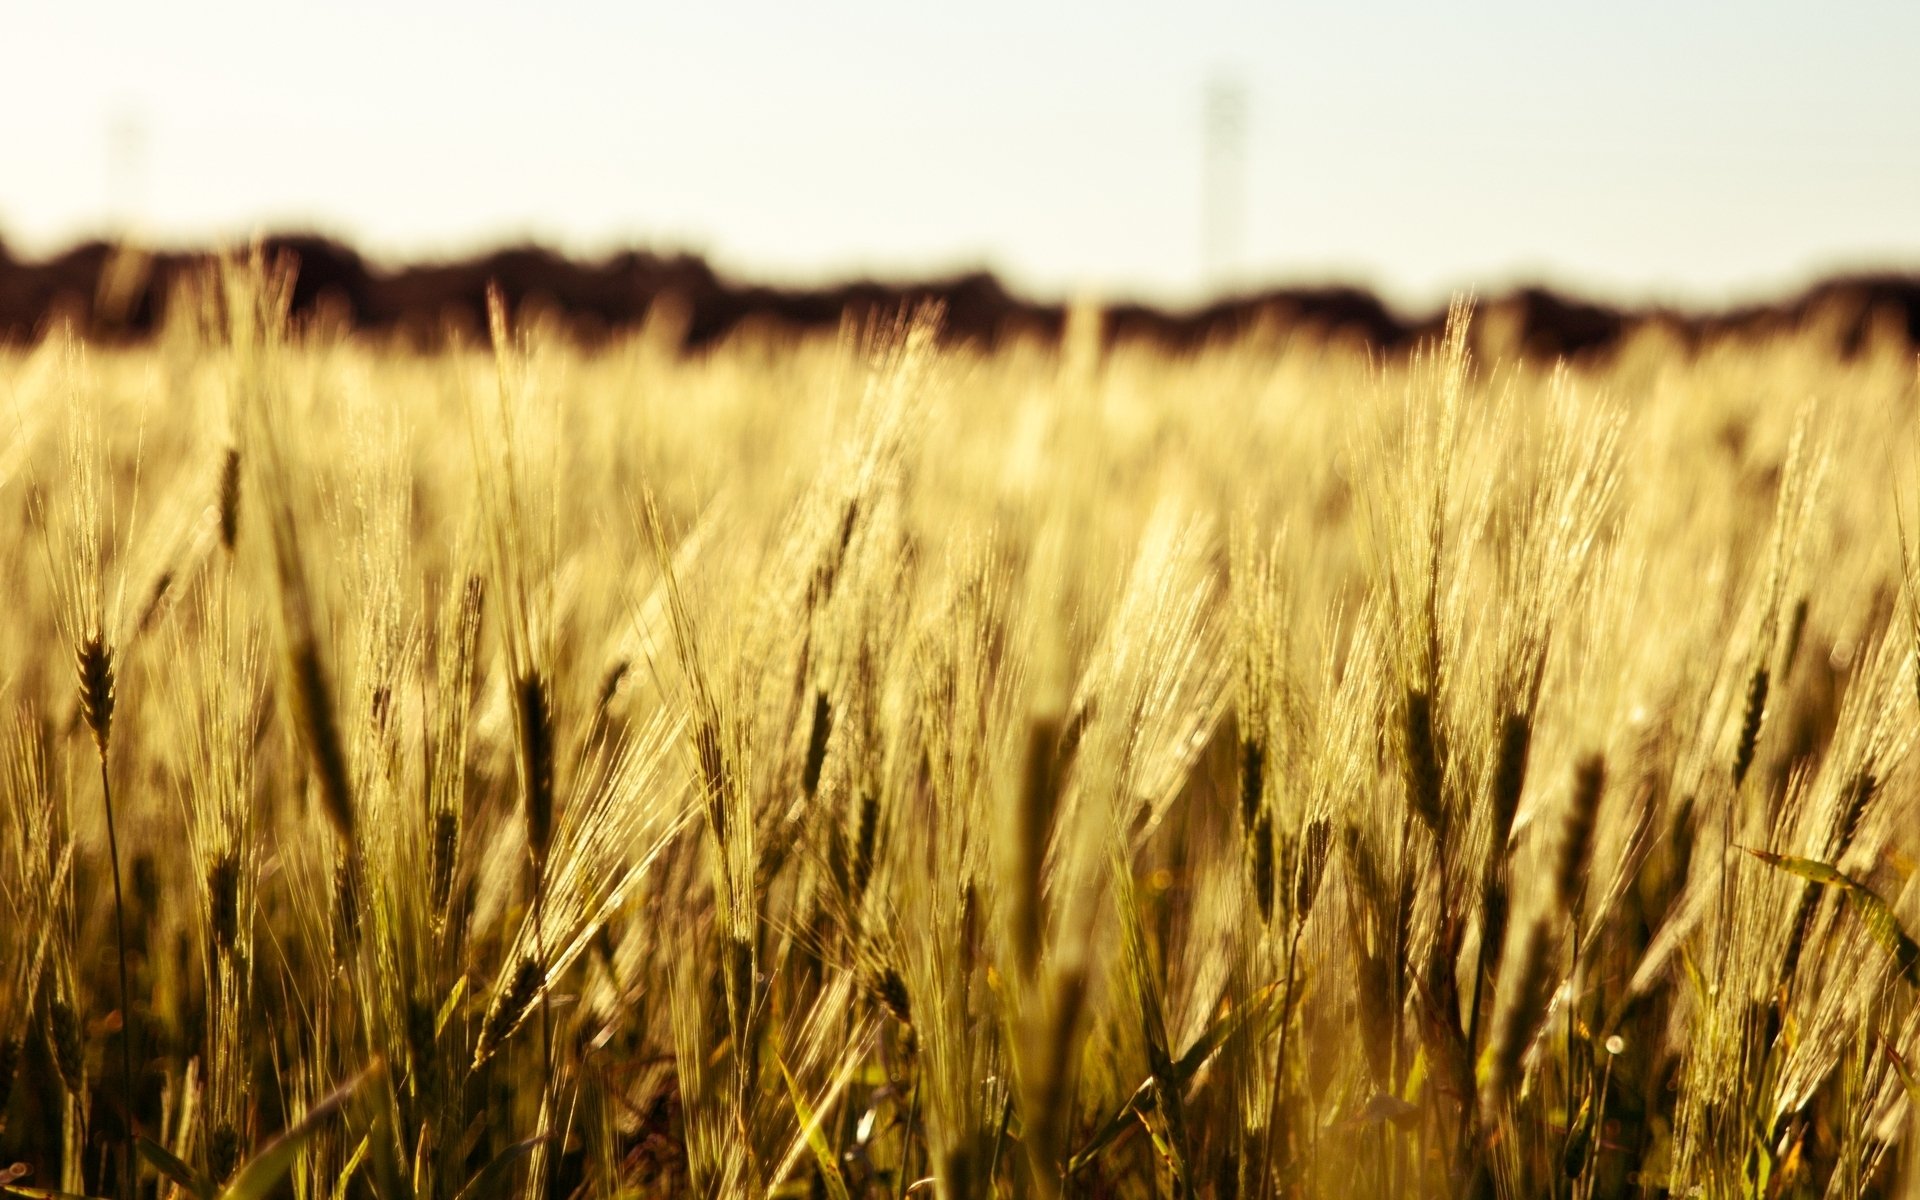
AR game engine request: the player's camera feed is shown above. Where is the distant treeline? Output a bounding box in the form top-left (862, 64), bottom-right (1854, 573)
top-left (3, 232), bottom-right (1918, 358)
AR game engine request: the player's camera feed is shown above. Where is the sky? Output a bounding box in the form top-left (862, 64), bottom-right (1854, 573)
top-left (3, 1), bottom-right (1917, 309)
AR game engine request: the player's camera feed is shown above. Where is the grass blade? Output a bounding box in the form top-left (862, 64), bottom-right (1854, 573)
top-left (137, 1135), bottom-right (215, 1200)
top-left (1070, 980), bottom-right (1283, 1172)
top-left (216, 1060), bottom-right (385, 1200)
top-left (1743, 848), bottom-right (1920, 985)
top-left (450, 1136), bottom-right (545, 1200)
top-left (777, 1051), bottom-right (852, 1200)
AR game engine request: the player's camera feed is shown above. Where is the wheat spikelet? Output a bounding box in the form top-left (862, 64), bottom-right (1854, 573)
top-left (872, 966), bottom-right (912, 1026)
top-left (1778, 885), bottom-right (1820, 988)
top-left (1484, 921), bottom-right (1552, 1113)
top-left (693, 716), bottom-right (729, 845)
top-left (1783, 770), bottom-right (1879, 985)
top-left (134, 567), bottom-right (174, 634)
top-left (207, 1121), bottom-right (242, 1182)
top-left (1239, 735), bottom-right (1266, 832)
top-left (515, 671), bottom-right (556, 876)
top-left (596, 657), bottom-right (629, 718)
top-left (1402, 687), bottom-right (1446, 835)
top-left (1341, 823), bottom-right (1392, 926)
top-left (808, 497), bottom-right (862, 607)
top-left (1732, 665), bottom-right (1769, 787)
top-left (1341, 825), bottom-right (1399, 1088)
top-left (1780, 596), bottom-right (1809, 674)
top-left (46, 997), bottom-right (82, 1095)
top-left (215, 445), bottom-right (240, 552)
top-left (428, 809), bottom-right (459, 919)
top-left (1293, 815), bottom-right (1333, 922)
top-left (1834, 768), bottom-right (1875, 854)
top-left (851, 788), bottom-right (878, 902)
top-left (475, 958), bottom-right (544, 1065)
top-left (333, 854), bottom-right (361, 949)
top-left (1022, 964), bottom-right (1089, 1192)
top-left (406, 997), bottom-right (437, 1076)
top-left (801, 689), bottom-right (832, 799)
top-left (1013, 716), bottom-right (1063, 977)
top-left (1251, 809), bottom-right (1276, 925)
top-left (291, 639), bottom-right (355, 843)
top-left (207, 850), bottom-right (240, 956)
top-left (825, 818), bottom-right (852, 901)
top-left (0, 1035), bottom-right (18, 1114)
top-left (459, 571), bottom-right (486, 642)
top-left (75, 634), bottom-right (115, 753)
top-left (1490, 712), bottom-right (1531, 847)
top-left (723, 932), bottom-right (759, 1112)
top-left (1056, 699), bottom-right (1094, 777)
top-left (1555, 754), bottom-right (1605, 916)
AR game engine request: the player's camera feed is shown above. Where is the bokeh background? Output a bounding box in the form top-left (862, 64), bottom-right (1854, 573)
top-left (6, 0), bottom-right (1918, 308)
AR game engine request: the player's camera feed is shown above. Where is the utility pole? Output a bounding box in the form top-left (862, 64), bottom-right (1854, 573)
top-left (107, 107), bottom-right (148, 238)
top-left (1203, 76), bottom-right (1247, 294)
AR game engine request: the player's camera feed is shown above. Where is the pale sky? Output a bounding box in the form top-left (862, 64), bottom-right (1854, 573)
top-left (3, 1), bottom-right (1917, 308)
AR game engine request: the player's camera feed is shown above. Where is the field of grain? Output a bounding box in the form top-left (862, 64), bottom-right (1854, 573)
top-left (3, 259), bottom-right (1920, 1199)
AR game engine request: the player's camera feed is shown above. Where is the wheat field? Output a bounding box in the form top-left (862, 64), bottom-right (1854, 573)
top-left (3, 258), bottom-right (1920, 1199)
